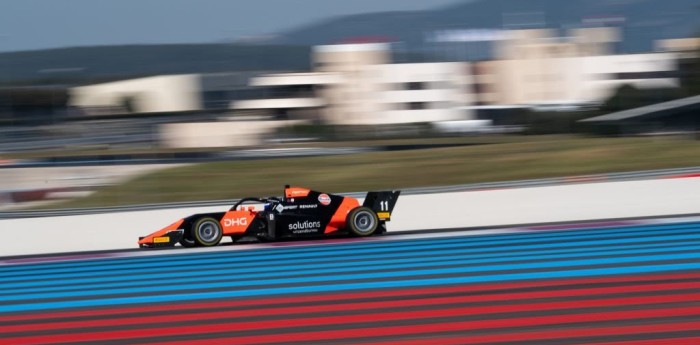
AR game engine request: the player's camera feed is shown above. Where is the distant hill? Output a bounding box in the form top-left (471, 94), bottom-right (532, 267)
top-left (274, 0), bottom-right (700, 53)
top-left (0, 44), bottom-right (311, 84)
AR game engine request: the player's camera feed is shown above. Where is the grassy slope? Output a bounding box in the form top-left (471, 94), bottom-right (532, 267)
top-left (57, 135), bottom-right (700, 208)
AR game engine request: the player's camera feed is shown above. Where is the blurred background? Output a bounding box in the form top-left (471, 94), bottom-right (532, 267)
top-left (1, 0), bottom-right (699, 210)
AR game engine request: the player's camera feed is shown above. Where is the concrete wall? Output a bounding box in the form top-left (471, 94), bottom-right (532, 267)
top-left (3, 177), bottom-right (700, 257)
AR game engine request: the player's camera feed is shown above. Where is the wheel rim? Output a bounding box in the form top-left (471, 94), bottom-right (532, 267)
top-left (354, 211), bottom-right (376, 233)
top-left (197, 221), bottom-right (220, 242)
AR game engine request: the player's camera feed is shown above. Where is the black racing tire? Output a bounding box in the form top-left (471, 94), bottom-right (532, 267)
top-left (192, 217), bottom-right (223, 247)
top-left (346, 206), bottom-right (379, 237)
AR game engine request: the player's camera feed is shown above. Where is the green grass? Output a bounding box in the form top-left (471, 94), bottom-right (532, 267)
top-left (2, 135), bottom-right (494, 159)
top-left (53, 135), bottom-right (700, 208)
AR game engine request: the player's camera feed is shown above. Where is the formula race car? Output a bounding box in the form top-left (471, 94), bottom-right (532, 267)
top-left (138, 185), bottom-right (400, 248)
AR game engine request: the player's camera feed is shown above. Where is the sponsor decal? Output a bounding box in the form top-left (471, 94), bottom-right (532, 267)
top-left (283, 205), bottom-right (298, 210)
top-left (318, 193), bottom-right (331, 206)
top-left (377, 212), bottom-right (391, 219)
top-left (292, 229), bottom-right (317, 234)
top-left (153, 237), bottom-right (170, 243)
top-left (224, 218), bottom-right (248, 227)
top-left (288, 220), bottom-right (321, 231)
top-left (300, 204), bottom-right (318, 209)
top-left (291, 190), bottom-right (307, 196)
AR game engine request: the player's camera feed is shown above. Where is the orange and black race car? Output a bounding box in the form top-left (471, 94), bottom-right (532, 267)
top-left (138, 185), bottom-right (400, 248)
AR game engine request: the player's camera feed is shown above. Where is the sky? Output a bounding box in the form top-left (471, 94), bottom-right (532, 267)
top-left (0, 0), bottom-right (463, 52)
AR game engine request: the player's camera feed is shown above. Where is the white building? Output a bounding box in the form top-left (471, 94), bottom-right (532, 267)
top-left (656, 37), bottom-right (700, 55)
top-left (473, 28), bottom-right (680, 108)
top-left (232, 72), bottom-right (342, 120)
top-left (70, 74), bottom-right (202, 115)
top-left (69, 73), bottom-right (307, 148)
top-left (69, 72), bottom-right (262, 115)
top-left (66, 28), bottom-right (689, 147)
top-left (234, 43), bottom-right (477, 125)
top-left (582, 53), bottom-right (678, 102)
top-left (351, 62), bottom-right (474, 125)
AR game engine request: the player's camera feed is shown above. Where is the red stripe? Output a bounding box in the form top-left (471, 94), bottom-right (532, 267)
top-left (3, 271), bottom-right (698, 323)
top-left (667, 173), bottom-right (700, 179)
top-left (366, 335), bottom-right (700, 345)
top-left (144, 311), bottom-right (700, 345)
top-left (3, 280), bottom-right (697, 334)
top-left (587, 338), bottom-right (700, 345)
top-left (5, 293), bottom-right (700, 344)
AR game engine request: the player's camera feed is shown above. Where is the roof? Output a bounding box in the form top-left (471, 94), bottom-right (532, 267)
top-left (580, 94), bottom-right (700, 122)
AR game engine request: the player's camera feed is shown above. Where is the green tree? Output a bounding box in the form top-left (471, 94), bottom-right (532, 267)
top-left (601, 84), bottom-right (642, 112)
top-left (601, 84), bottom-right (685, 113)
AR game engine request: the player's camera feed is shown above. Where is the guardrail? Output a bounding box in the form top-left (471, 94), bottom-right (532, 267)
top-left (2, 166), bottom-right (699, 219)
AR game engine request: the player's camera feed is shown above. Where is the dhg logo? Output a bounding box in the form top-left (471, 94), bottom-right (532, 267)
top-left (224, 218), bottom-right (248, 227)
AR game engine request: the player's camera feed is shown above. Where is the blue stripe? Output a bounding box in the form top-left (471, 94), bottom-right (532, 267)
top-left (4, 242), bottom-right (698, 295)
top-left (2, 221), bottom-right (695, 274)
top-left (2, 262), bottom-right (699, 313)
top-left (3, 223), bottom-right (698, 280)
top-left (3, 226), bottom-right (698, 284)
top-left (1, 251), bottom-right (698, 303)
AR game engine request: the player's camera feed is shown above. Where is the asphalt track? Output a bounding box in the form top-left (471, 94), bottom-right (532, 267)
top-left (1, 220), bottom-right (700, 344)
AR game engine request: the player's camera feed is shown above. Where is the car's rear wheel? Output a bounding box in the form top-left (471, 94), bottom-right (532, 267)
top-left (346, 207), bottom-right (379, 237)
top-left (192, 217), bottom-right (223, 247)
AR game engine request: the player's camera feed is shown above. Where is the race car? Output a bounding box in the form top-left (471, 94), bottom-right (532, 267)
top-left (138, 185), bottom-right (400, 248)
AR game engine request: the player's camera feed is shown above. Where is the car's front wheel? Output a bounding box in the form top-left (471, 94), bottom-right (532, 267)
top-left (192, 217), bottom-right (223, 247)
top-left (346, 207), bottom-right (379, 237)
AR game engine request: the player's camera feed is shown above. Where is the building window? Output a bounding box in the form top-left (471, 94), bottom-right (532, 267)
top-left (408, 102), bottom-right (427, 110)
top-left (406, 82), bottom-right (425, 90)
top-left (614, 71), bottom-right (676, 80)
top-left (473, 83), bottom-right (491, 94)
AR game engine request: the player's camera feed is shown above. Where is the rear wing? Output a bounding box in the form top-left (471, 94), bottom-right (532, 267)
top-left (363, 191), bottom-right (401, 221)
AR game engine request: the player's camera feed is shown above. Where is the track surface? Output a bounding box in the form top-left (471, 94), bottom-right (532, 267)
top-left (1, 220), bottom-right (700, 344)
